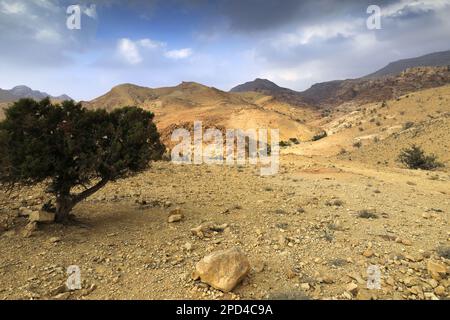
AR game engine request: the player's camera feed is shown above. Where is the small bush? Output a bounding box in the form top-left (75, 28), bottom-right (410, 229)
top-left (398, 145), bottom-right (444, 170)
top-left (403, 121), bottom-right (414, 130)
top-left (437, 246), bottom-right (450, 259)
top-left (357, 210), bottom-right (378, 219)
top-left (312, 131), bottom-right (327, 141)
top-left (353, 141), bottom-right (362, 148)
top-left (280, 141), bottom-right (291, 147)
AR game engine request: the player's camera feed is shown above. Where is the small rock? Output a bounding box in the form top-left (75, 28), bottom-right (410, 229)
top-left (168, 214), bottom-right (183, 223)
top-left (29, 211), bottom-right (55, 223)
top-left (21, 222), bottom-right (37, 238)
top-left (363, 249), bottom-right (374, 258)
top-left (193, 247), bottom-right (250, 292)
top-left (184, 242), bottom-right (193, 252)
top-left (49, 237), bottom-right (61, 243)
top-left (434, 286), bottom-right (446, 297)
top-left (428, 279), bottom-right (438, 288)
top-left (19, 207), bottom-right (34, 217)
top-left (346, 282), bottom-right (359, 295)
top-left (253, 260), bottom-right (266, 273)
top-left (427, 260), bottom-right (447, 280)
top-left (300, 283), bottom-right (311, 291)
top-left (53, 292), bottom-right (70, 300)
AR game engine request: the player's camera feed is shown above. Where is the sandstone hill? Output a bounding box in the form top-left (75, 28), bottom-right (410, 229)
top-left (84, 82), bottom-right (323, 147)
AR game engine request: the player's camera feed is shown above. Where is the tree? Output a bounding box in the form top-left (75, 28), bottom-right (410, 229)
top-left (398, 145), bottom-right (443, 170)
top-left (0, 98), bottom-right (165, 222)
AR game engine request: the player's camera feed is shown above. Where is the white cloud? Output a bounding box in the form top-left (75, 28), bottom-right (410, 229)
top-left (138, 38), bottom-right (166, 49)
top-left (117, 38), bottom-right (143, 65)
top-left (165, 48), bottom-right (193, 59)
top-left (0, 0), bottom-right (26, 14)
top-left (34, 28), bottom-right (61, 43)
top-left (116, 38), bottom-right (171, 65)
top-left (383, 0), bottom-right (450, 18)
top-left (83, 4), bottom-right (97, 19)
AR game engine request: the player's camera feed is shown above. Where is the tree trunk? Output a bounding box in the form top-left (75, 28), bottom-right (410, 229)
top-left (54, 179), bottom-right (109, 223)
top-left (55, 195), bottom-right (74, 223)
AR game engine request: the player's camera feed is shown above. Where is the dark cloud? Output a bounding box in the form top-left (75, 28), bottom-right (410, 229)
top-left (213, 0), bottom-right (398, 32)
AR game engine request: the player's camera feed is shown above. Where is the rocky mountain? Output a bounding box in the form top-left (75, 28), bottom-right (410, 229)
top-left (85, 82), bottom-right (323, 147)
top-left (231, 51), bottom-right (450, 109)
top-left (300, 66), bottom-right (450, 108)
top-left (232, 66), bottom-right (450, 109)
top-left (365, 50), bottom-right (450, 79)
top-left (0, 85), bottom-right (71, 103)
top-left (230, 78), bottom-right (308, 107)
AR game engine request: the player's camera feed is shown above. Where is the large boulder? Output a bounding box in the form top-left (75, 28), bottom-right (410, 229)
top-left (193, 247), bottom-right (250, 292)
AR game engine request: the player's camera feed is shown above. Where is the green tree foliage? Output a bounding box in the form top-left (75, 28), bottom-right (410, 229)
top-left (0, 98), bottom-right (165, 222)
top-left (398, 145), bottom-right (443, 171)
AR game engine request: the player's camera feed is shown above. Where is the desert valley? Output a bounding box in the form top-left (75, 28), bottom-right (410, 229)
top-left (0, 50), bottom-right (449, 301)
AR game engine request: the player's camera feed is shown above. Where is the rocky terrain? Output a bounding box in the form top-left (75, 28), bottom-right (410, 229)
top-left (0, 156), bottom-right (448, 300)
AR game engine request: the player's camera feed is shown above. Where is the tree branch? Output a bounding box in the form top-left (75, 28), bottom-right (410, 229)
top-left (73, 179), bottom-right (109, 203)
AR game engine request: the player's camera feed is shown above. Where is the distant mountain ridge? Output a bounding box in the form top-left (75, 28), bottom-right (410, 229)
top-left (0, 85), bottom-right (71, 103)
top-left (230, 78), bottom-right (309, 107)
top-left (230, 50), bottom-right (450, 108)
top-left (365, 50), bottom-right (450, 78)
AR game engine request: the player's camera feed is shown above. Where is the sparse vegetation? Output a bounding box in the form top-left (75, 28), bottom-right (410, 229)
top-left (398, 145), bottom-right (444, 170)
top-left (353, 141), bottom-right (362, 148)
top-left (436, 246), bottom-right (450, 259)
top-left (357, 210), bottom-right (378, 219)
top-left (279, 141), bottom-right (291, 147)
top-left (403, 121), bottom-right (415, 130)
top-left (312, 131), bottom-right (327, 141)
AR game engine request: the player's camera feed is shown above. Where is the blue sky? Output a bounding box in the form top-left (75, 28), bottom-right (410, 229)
top-left (1, 0), bottom-right (450, 100)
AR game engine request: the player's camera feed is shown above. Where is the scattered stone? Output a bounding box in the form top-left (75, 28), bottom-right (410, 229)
top-left (21, 222), bottom-right (37, 238)
top-left (193, 247), bottom-right (250, 292)
top-left (168, 208), bottom-right (184, 223)
top-left (253, 260), bottom-right (265, 273)
top-left (300, 283), bottom-right (311, 291)
top-left (434, 286), bottom-right (446, 297)
top-left (168, 214), bottom-right (183, 223)
top-left (29, 211), bottom-right (55, 223)
top-left (427, 260), bottom-right (447, 280)
top-left (191, 222), bottom-right (228, 239)
top-left (395, 237), bottom-right (412, 246)
top-left (49, 237), bottom-right (61, 243)
top-left (183, 242), bottom-right (193, 252)
top-left (18, 207), bottom-right (34, 217)
top-left (53, 292), bottom-right (71, 300)
top-left (363, 249), bottom-right (374, 258)
top-left (346, 283), bottom-right (359, 295)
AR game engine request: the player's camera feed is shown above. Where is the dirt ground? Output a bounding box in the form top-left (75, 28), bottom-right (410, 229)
top-left (0, 155), bottom-right (448, 300)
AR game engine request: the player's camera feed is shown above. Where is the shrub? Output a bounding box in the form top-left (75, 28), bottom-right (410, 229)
top-left (312, 131), bottom-right (327, 141)
top-left (403, 121), bottom-right (414, 130)
top-left (357, 210), bottom-right (378, 219)
top-left (398, 145), bottom-right (443, 170)
top-left (353, 141), bottom-right (362, 148)
top-left (0, 98), bottom-right (165, 222)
